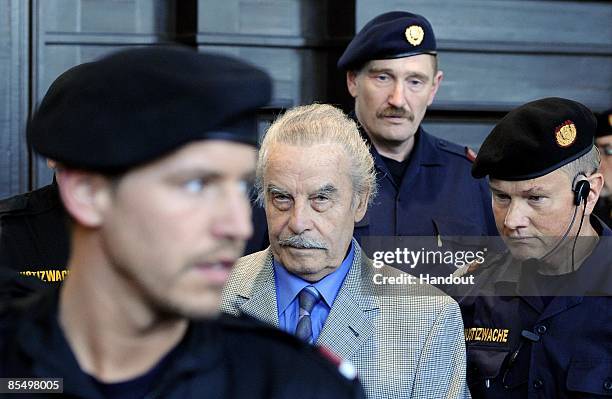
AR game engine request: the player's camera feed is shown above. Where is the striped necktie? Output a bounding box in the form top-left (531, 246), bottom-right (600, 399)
top-left (295, 286), bottom-right (321, 344)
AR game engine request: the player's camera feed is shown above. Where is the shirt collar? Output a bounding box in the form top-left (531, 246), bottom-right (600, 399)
top-left (273, 241), bottom-right (355, 314)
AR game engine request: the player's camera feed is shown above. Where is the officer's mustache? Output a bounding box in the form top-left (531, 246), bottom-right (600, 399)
top-left (378, 107), bottom-right (414, 121)
top-left (278, 235), bottom-right (328, 250)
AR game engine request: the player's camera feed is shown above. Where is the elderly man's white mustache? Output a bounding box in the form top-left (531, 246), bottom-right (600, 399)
top-left (278, 235), bottom-right (328, 250)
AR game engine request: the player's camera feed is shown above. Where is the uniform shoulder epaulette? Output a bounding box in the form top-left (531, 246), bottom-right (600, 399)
top-left (0, 194), bottom-right (28, 214)
top-left (435, 138), bottom-right (476, 162)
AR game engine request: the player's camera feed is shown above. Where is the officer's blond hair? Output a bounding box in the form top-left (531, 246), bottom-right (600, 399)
top-left (256, 103), bottom-right (377, 207)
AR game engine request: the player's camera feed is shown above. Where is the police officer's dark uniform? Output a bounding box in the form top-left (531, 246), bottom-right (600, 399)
top-left (594, 108), bottom-right (612, 226)
top-left (0, 180), bottom-right (69, 302)
top-left (0, 47), bottom-right (364, 399)
top-left (1, 291), bottom-right (363, 398)
top-left (458, 98), bottom-right (612, 398)
top-left (337, 12), bottom-right (497, 240)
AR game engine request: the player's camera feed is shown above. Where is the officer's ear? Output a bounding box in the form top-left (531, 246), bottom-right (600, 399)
top-left (346, 70), bottom-right (360, 99)
top-left (584, 172), bottom-right (604, 216)
top-left (427, 69), bottom-right (444, 107)
top-left (56, 169), bottom-right (114, 228)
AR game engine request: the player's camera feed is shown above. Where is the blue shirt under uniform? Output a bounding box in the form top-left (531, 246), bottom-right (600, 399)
top-left (274, 241), bottom-right (355, 343)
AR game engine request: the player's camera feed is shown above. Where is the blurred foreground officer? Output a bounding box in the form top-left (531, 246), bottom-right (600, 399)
top-left (458, 98), bottom-right (611, 398)
top-left (337, 11), bottom-right (496, 239)
top-left (0, 47), bottom-right (364, 399)
top-left (222, 104), bottom-right (470, 399)
top-left (594, 108), bottom-right (612, 225)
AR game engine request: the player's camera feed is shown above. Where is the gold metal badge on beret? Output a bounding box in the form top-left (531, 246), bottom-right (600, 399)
top-left (608, 114), bottom-right (612, 128)
top-left (405, 25), bottom-right (424, 46)
top-left (555, 120), bottom-right (577, 147)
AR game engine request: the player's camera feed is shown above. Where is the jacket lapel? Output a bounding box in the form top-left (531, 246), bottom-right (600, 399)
top-left (237, 250), bottom-right (280, 327)
top-left (317, 243), bottom-right (378, 361)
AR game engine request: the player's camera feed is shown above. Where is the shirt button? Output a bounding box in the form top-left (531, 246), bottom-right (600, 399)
top-left (604, 379), bottom-right (612, 391)
top-left (533, 379), bottom-right (543, 389)
top-left (536, 325), bottom-right (547, 335)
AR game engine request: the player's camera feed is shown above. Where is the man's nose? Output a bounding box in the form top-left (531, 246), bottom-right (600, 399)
top-left (212, 185), bottom-right (253, 241)
top-left (503, 201), bottom-right (529, 231)
top-left (387, 81), bottom-right (407, 109)
top-left (287, 199), bottom-right (312, 235)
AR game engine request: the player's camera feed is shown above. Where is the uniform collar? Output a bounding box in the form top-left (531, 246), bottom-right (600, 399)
top-left (349, 111), bottom-right (445, 169)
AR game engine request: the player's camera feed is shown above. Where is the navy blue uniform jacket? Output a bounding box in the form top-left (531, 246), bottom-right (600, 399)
top-left (459, 216), bottom-right (612, 398)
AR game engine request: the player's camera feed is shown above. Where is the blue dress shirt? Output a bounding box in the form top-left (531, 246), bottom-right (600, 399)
top-left (273, 241), bottom-right (355, 343)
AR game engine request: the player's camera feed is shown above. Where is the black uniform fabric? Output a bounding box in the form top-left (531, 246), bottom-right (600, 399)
top-left (0, 290), bottom-right (365, 399)
top-left (28, 46), bottom-right (272, 173)
top-left (337, 11), bottom-right (436, 71)
top-left (458, 216), bottom-right (612, 398)
top-left (595, 108), bottom-right (611, 138)
top-left (472, 97), bottom-right (597, 180)
top-left (594, 196), bottom-right (612, 228)
top-left (0, 181), bottom-right (69, 303)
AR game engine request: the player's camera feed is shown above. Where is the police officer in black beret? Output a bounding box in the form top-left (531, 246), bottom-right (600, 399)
top-left (457, 97), bottom-right (611, 398)
top-left (337, 12), bottom-right (497, 241)
top-left (594, 108), bottom-right (612, 226)
top-left (0, 46), bottom-right (365, 399)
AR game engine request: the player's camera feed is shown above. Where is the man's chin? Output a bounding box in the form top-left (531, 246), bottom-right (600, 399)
top-left (507, 246), bottom-right (548, 262)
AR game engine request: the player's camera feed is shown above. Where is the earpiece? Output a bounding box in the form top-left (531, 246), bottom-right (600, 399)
top-left (573, 178), bottom-right (590, 206)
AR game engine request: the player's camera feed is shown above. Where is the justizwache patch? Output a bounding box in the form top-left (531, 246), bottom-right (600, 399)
top-left (555, 120), bottom-right (577, 147)
top-left (465, 327), bottom-right (510, 344)
top-left (405, 25), bottom-right (424, 46)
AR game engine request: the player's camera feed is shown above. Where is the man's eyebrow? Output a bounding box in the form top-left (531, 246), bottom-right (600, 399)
top-left (522, 187), bottom-right (548, 195)
top-left (267, 184), bottom-right (290, 196)
top-left (488, 183), bottom-right (502, 192)
top-left (313, 184), bottom-right (338, 196)
top-left (366, 67), bottom-right (430, 82)
top-left (367, 67), bottom-right (393, 75)
top-left (488, 185), bottom-right (548, 195)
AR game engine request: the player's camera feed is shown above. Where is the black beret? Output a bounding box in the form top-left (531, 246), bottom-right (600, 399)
top-left (337, 11), bottom-right (436, 71)
top-left (28, 46), bottom-right (272, 172)
top-left (472, 97), bottom-right (596, 180)
top-left (595, 108), bottom-right (611, 138)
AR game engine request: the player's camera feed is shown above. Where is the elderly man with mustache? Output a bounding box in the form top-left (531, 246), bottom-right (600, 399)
top-left (221, 103), bottom-right (470, 399)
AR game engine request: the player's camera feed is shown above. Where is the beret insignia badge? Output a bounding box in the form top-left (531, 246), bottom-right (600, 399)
top-left (405, 25), bottom-right (424, 46)
top-left (555, 120), bottom-right (577, 147)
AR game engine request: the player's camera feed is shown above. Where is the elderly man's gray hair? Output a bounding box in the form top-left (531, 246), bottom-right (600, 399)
top-left (255, 103), bottom-right (377, 207)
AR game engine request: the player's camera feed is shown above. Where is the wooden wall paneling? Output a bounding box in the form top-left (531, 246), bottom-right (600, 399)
top-left (0, 0), bottom-right (29, 198)
top-left (434, 52), bottom-right (612, 111)
top-left (196, 0), bottom-right (354, 109)
top-left (358, 0), bottom-right (612, 51)
top-left (30, 0), bottom-right (178, 188)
